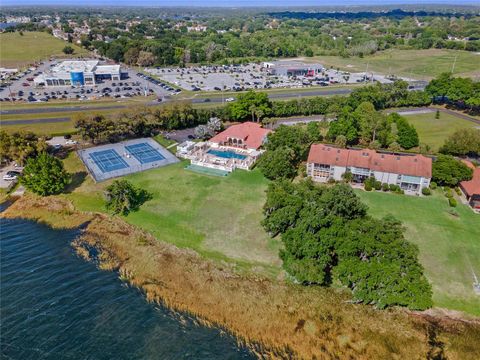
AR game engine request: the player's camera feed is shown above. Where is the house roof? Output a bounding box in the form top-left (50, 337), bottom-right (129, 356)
top-left (460, 165), bottom-right (480, 197)
top-left (307, 144), bottom-right (432, 178)
top-left (209, 122), bottom-right (271, 150)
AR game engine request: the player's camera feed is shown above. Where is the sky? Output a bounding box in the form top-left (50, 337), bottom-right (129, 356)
top-left (3, 0), bottom-right (479, 6)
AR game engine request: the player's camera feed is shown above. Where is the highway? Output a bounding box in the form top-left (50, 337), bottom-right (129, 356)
top-left (0, 88), bottom-right (353, 118)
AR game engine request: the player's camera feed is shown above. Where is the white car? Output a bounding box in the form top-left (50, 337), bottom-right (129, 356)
top-left (225, 97), bottom-right (235, 102)
top-left (65, 139), bottom-right (79, 146)
top-left (3, 171), bottom-right (21, 181)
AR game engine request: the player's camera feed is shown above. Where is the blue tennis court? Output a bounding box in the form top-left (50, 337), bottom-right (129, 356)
top-left (125, 142), bottom-right (165, 164)
top-left (90, 149), bottom-right (129, 173)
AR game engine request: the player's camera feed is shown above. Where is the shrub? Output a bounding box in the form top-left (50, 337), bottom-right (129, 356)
top-left (327, 178), bottom-right (336, 184)
top-left (454, 187), bottom-right (462, 196)
top-left (342, 170), bottom-right (353, 183)
top-left (374, 181), bottom-right (382, 191)
top-left (389, 184), bottom-right (400, 192)
top-left (444, 188), bottom-right (453, 198)
top-left (448, 198), bottom-right (457, 207)
top-left (422, 187), bottom-right (431, 196)
top-left (430, 181), bottom-right (437, 189)
top-left (382, 183), bottom-right (389, 192)
top-left (364, 182), bottom-right (373, 191)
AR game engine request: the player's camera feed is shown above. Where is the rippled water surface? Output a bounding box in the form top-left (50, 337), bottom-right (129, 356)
top-left (0, 217), bottom-right (254, 359)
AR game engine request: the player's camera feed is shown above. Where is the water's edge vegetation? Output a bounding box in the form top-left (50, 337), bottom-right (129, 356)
top-left (2, 195), bottom-right (480, 359)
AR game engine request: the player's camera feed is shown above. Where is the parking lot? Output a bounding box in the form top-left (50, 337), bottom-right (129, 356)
top-left (145, 62), bottom-right (406, 92)
top-left (0, 61), bottom-right (174, 103)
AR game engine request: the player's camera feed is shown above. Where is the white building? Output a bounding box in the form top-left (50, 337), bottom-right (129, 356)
top-left (33, 60), bottom-right (123, 87)
top-left (262, 61), bottom-right (323, 77)
top-left (306, 144), bottom-right (432, 195)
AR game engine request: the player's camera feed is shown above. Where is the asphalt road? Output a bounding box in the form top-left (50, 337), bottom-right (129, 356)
top-left (0, 88), bottom-right (353, 117)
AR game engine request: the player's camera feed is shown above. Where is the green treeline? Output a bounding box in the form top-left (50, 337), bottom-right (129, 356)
top-left (7, 8), bottom-right (480, 65)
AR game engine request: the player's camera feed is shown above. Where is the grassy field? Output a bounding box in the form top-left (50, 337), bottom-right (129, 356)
top-left (62, 154), bottom-right (281, 274)
top-left (304, 49), bottom-right (480, 80)
top-left (0, 107), bottom-right (125, 135)
top-left (0, 32), bottom-right (89, 69)
top-left (356, 190), bottom-right (480, 316)
top-left (403, 111), bottom-right (479, 151)
top-left (0, 120), bottom-right (76, 135)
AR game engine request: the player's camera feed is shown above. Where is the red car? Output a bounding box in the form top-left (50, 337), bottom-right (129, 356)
top-left (22, 83), bottom-right (30, 87)
top-left (26, 77), bottom-right (34, 81)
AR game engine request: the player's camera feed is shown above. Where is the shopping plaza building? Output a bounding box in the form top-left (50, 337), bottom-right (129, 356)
top-left (34, 60), bottom-right (125, 87)
top-left (262, 61), bottom-right (324, 77)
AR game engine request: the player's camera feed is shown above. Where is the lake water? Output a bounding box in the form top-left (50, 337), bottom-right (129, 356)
top-left (0, 216), bottom-right (254, 359)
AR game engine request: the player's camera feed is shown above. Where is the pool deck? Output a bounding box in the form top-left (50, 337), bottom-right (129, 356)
top-left (78, 138), bottom-right (179, 182)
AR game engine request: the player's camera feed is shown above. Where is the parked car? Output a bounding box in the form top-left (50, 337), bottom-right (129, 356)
top-left (3, 171), bottom-right (21, 181)
top-left (225, 97), bottom-right (235, 102)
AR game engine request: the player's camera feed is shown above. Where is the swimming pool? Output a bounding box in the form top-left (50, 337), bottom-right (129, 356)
top-left (207, 149), bottom-right (247, 160)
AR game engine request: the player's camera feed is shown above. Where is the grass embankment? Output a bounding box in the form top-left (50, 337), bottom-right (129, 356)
top-left (2, 194), bottom-right (480, 359)
top-left (0, 32), bottom-right (88, 69)
top-left (403, 111), bottom-right (479, 151)
top-left (356, 190), bottom-right (480, 316)
top-left (304, 49), bottom-right (480, 80)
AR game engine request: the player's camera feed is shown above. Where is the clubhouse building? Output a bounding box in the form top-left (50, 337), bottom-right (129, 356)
top-left (177, 122), bottom-right (271, 173)
top-left (34, 60), bottom-right (125, 87)
top-left (306, 144), bottom-right (432, 195)
top-left (460, 161), bottom-right (480, 211)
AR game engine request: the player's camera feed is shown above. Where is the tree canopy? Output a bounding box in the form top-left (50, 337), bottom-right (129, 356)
top-left (104, 179), bottom-right (152, 216)
top-left (263, 180), bottom-right (432, 310)
top-left (432, 155), bottom-right (473, 186)
top-left (0, 131), bottom-right (48, 165)
top-left (227, 90), bottom-right (272, 122)
top-left (440, 128), bottom-right (480, 156)
top-left (20, 152), bottom-right (71, 196)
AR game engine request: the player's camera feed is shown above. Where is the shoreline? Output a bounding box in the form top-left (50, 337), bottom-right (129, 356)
top-left (2, 195), bottom-right (480, 359)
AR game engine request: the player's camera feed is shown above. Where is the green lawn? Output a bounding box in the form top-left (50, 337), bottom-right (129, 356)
top-left (403, 111), bottom-right (479, 151)
top-left (63, 155), bottom-right (281, 275)
top-left (356, 190), bottom-right (480, 316)
top-left (305, 49), bottom-right (480, 80)
top-left (0, 32), bottom-right (89, 69)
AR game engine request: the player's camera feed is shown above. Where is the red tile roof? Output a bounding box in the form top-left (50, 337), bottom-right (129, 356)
top-left (307, 144), bottom-right (432, 178)
top-left (460, 166), bottom-right (480, 197)
top-left (209, 122), bottom-right (271, 150)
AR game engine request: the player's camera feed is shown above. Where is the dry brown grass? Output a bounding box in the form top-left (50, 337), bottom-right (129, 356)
top-left (2, 195), bottom-right (480, 359)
